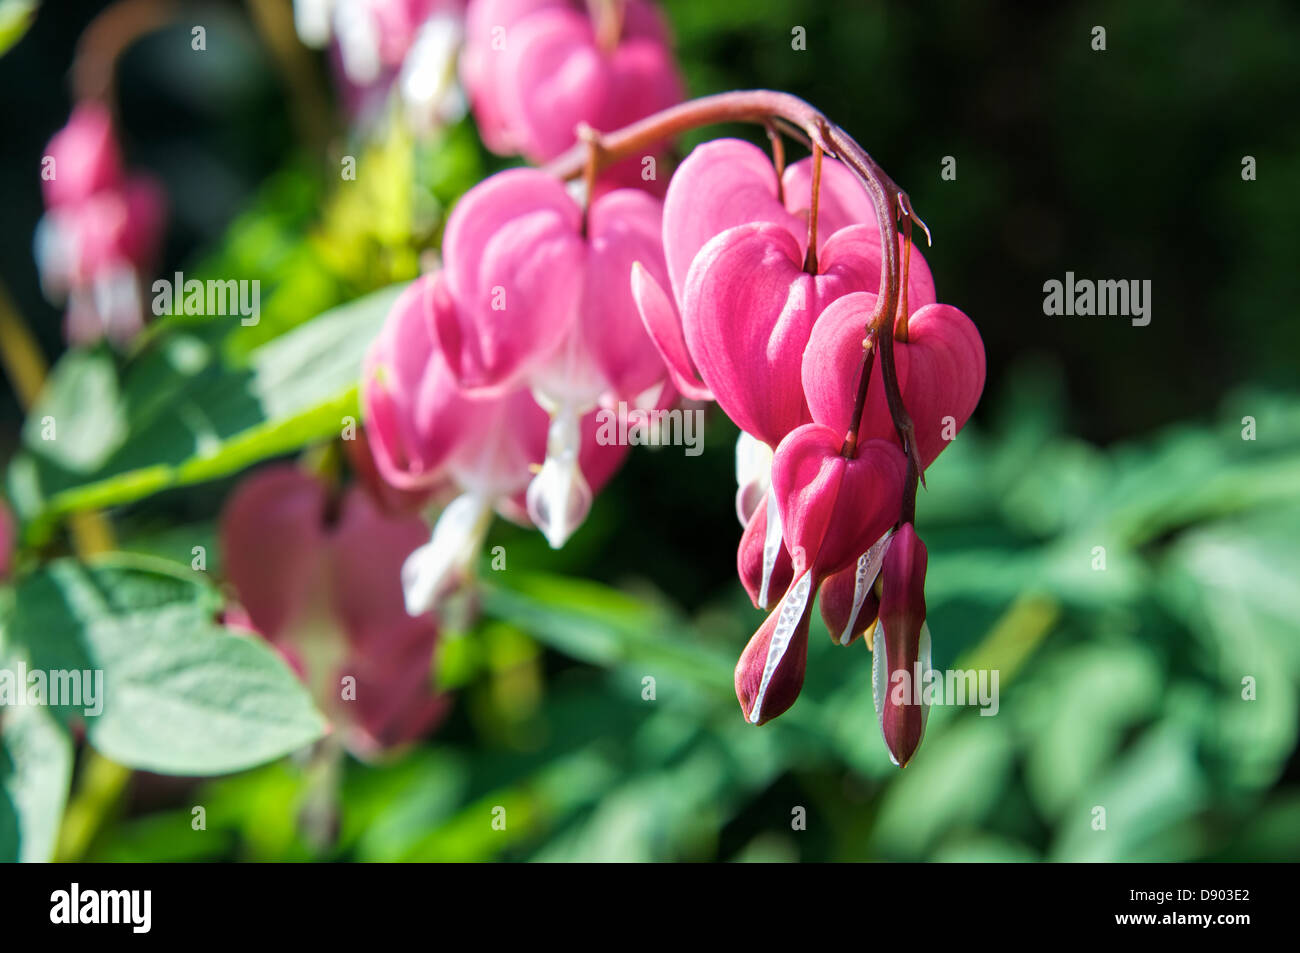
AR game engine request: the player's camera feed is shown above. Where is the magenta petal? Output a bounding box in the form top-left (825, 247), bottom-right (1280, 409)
top-left (436, 169), bottom-right (585, 391)
top-left (329, 487), bottom-right (448, 753)
top-left (735, 572), bottom-right (813, 725)
top-left (662, 138), bottom-right (800, 301)
top-left (42, 104), bottom-right (123, 208)
top-left (580, 188), bottom-right (672, 400)
top-left (597, 34), bottom-right (684, 141)
top-left (220, 466), bottom-right (329, 642)
top-left (782, 155), bottom-right (877, 250)
top-left (500, 8), bottom-right (603, 161)
top-left (898, 303), bottom-right (987, 468)
top-left (363, 276), bottom-right (480, 489)
top-left (771, 423), bottom-right (906, 578)
top-left (682, 222), bottom-right (878, 447)
top-left (630, 262), bottom-right (712, 401)
top-left (801, 291), bottom-right (882, 438)
top-left (873, 523), bottom-right (930, 767)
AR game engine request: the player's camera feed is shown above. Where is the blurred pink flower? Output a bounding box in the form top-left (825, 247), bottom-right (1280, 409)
top-left (428, 167), bottom-right (668, 546)
top-left (461, 0), bottom-right (683, 165)
top-left (362, 274), bottom-right (629, 612)
top-left (220, 465), bottom-right (449, 756)
top-left (34, 103), bottom-right (166, 347)
top-left (303, 0), bottom-right (470, 132)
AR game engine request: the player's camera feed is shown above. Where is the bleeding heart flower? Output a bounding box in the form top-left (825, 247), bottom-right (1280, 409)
top-left (431, 166), bottom-right (668, 546)
top-left (802, 292), bottom-right (985, 470)
top-left (40, 103), bottom-right (123, 208)
top-left (461, 0), bottom-right (682, 166)
top-left (363, 273), bottom-right (628, 611)
top-left (770, 423), bottom-right (906, 579)
top-left (871, 522), bottom-right (931, 767)
top-left (732, 425), bottom-right (905, 723)
top-left (221, 465), bottom-right (449, 756)
top-left (637, 137), bottom-right (936, 451)
top-left (34, 106), bottom-right (167, 347)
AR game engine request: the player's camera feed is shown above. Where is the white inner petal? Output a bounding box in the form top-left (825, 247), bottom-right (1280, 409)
top-left (734, 430), bottom-right (773, 525)
top-left (334, 1), bottom-right (382, 84)
top-left (400, 15), bottom-right (467, 131)
top-left (293, 0), bottom-right (334, 48)
top-left (525, 407), bottom-right (592, 549)
top-left (400, 492), bottom-right (493, 616)
top-left (839, 528), bottom-right (893, 645)
top-left (757, 487), bottom-right (784, 609)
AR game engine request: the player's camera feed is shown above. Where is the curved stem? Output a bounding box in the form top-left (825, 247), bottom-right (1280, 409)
top-left (72, 0), bottom-right (176, 105)
top-left (802, 142), bottom-right (822, 274)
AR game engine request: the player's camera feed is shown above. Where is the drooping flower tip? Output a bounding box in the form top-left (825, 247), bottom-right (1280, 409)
top-left (735, 571), bottom-right (814, 725)
top-left (871, 523), bottom-right (930, 767)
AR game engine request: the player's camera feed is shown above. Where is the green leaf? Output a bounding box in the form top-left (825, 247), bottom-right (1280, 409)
top-left (8, 557), bottom-right (326, 775)
top-left (0, 702), bottom-right (73, 863)
top-left (11, 283), bottom-right (407, 539)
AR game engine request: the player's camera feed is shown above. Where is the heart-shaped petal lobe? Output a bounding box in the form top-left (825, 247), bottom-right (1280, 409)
top-left (662, 138), bottom-right (800, 301)
top-left (770, 423), bottom-right (906, 578)
top-left (434, 168), bottom-right (586, 392)
top-left (802, 294), bottom-right (984, 469)
top-left (681, 223), bottom-right (879, 447)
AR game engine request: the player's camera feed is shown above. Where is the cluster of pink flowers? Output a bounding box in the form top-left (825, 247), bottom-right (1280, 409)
top-left (294, 0), bottom-right (469, 131)
top-left (631, 138), bottom-right (986, 764)
top-left (357, 0), bottom-right (683, 619)
top-left (462, 0), bottom-right (682, 185)
top-left (27, 0), bottom-right (982, 766)
top-left (35, 103), bottom-right (166, 347)
top-left (294, 0), bottom-right (683, 153)
top-left (339, 4), bottom-right (986, 766)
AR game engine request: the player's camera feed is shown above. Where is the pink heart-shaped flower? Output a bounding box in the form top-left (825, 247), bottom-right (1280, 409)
top-left (802, 293), bottom-right (985, 469)
top-left (680, 223), bottom-right (881, 448)
top-left (770, 423), bottom-right (906, 578)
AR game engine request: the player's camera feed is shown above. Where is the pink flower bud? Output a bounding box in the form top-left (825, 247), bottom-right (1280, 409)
top-left (871, 523), bottom-right (930, 767)
top-left (735, 571), bottom-right (814, 725)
